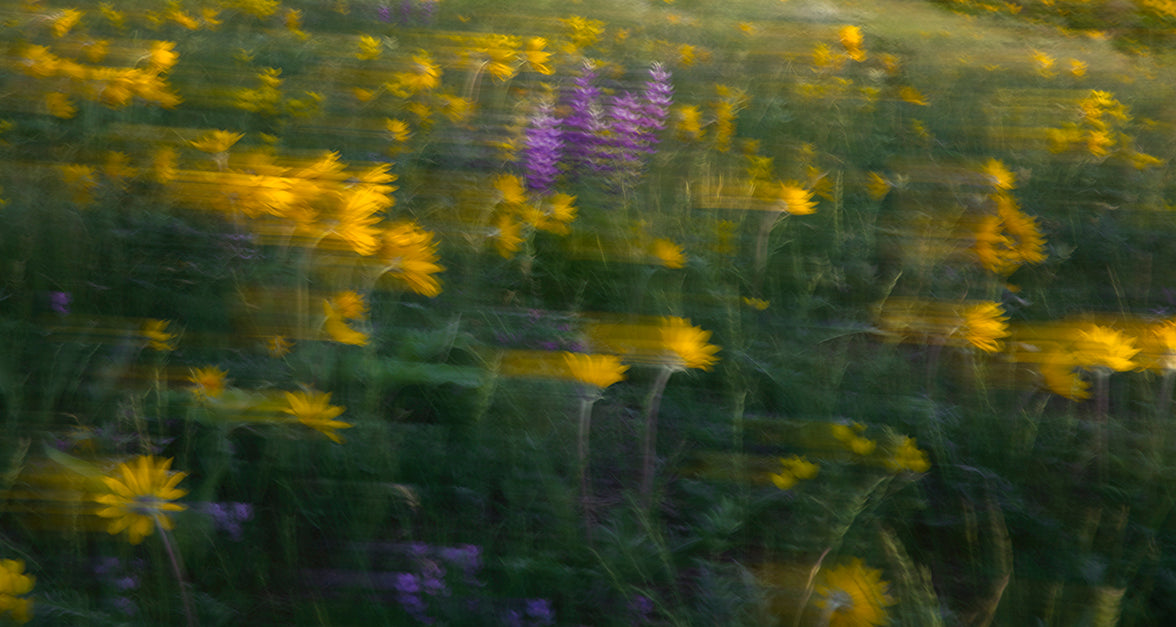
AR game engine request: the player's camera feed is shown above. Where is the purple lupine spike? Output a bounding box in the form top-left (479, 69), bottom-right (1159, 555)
top-left (641, 62), bottom-right (673, 139)
top-left (561, 62), bottom-right (607, 176)
top-left (522, 99), bottom-right (564, 193)
top-left (601, 90), bottom-right (648, 180)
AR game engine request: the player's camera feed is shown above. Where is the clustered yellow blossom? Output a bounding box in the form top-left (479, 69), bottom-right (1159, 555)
top-left (832, 422), bottom-right (876, 455)
top-left (563, 352), bottom-right (629, 389)
top-left (0, 559), bottom-right (34, 624)
top-left (324, 291), bottom-right (370, 346)
top-left (769, 455), bottom-right (819, 490)
top-left (660, 317), bottom-right (721, 371)
top-left (378, 220), bottom-right (445, 297)
top-left (188, 366), bottom-right (228, 400)
top-left (1047, 90), bottom-right (1162, 167)
top-left (886, 437), bottom-right (931, 473)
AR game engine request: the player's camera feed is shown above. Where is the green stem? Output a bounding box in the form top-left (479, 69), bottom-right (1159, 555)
top-left (577, 395), bottom-right (597, 533)
top-left (640, 366), bottom-right (674, 507)
top-left (156, 520), bottom-right (197, 627)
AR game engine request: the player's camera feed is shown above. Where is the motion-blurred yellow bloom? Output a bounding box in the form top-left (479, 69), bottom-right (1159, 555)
top-left (563, 352), bottom-right (628, 389)
top-left (652, 238), bottom-right (686, 268)
top-left (0, 558), bottom-right (34, 624)
top-left (323, 297), bottom-right (369, 346)
top-left (814, 559), bottom-right (896, 627)
top-left (188, 366), bottom-right (228, 400)
top-left (94, 456), bottom-right (188, 545)
top-left (961, 301), bottom-right (1009, 353)
top-left (379, 221), bottom-right (445, 297)
top-left (778, 182), bottom-right (817, 215)
top-left (886, 437), bottom-right (930, 473)
top-left (770, 455), bottom-right (819, 490)
top-left (1075, 324), bottom-right (1139, 372)
top-left (190, 130), bottom-right (243, 154)
top-left (141, 319), bottom-right (178, 351)
top-left (660, 317), bottom-right (720, 371)
top-left (283, 390), bottom-right (352, 443)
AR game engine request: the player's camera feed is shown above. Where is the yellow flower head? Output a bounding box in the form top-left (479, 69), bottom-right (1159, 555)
top-left (1075, 324), bottom-right (1139, 372)
top-left (961, 301), bottom-right (1009, 353)
top-left (190, 130), bottom-right (244, 154)
top-left (886, 436), bottom-right (930, 473)
top-left (778, 182), bottom-right (817, 215)
top-left (266, 335), bottom-right (293, 358)
top-left (770, 454), bottom-right (819, 490)
top-left (380, 221), bottom-right (445, 297)
top-left (981, 158), bottom-right (1016, 190)
top-left (839, 25), bottom-right (866, 62)
top-left (323, 298), bottom-right (369, 346)
top-left (283, 390), bottom-right (352, 443)
top-left (93, 456), bottom-right (188, 545)
top-left (660, 317), bottom-right (720, 371)
top-left (188, 366), bottom-right (228, 400)
top-left (0, 558), bottom-right (35, 624)
top-left (832, 422), bottom-right (876, 455)
top-left (563, 353), bottom-right (628, 389)
top-left (1039, 351), bottom-right (1090, 401)
top-left (356, 34), bottom-right (382, 60)
top-left (652, 238), bottom-right (686, 269)
top-left (815, 558), bottom-right (896, 627)
top-left (141, 319), bottom-right (178, 351)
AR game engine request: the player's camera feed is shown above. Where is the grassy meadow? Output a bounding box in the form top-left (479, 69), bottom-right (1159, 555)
top-left (6, 0), bottom-right (1176, 624)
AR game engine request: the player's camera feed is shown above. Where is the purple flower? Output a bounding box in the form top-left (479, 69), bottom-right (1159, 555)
top-left (561, 62), bottom-right (608, 176)
top-left (525, 598), bottom-right (555, 626)
top-left (377, 4), bottom-right (392, 22)
top-left (641, 63), bottom-right (674, 137)
top-left (50, 291), bottom-right (71, 314)
top-left (522, 99), bottom-right (564, 193)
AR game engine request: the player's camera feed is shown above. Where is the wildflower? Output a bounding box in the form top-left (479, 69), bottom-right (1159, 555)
top-left (99, 3), bottom-right (126, 30)
top-left (386, 118), bottom-right (412, 143)
top-left (266, 335), bottom-right (293, 357)
top-left (492, 213), bottom-right (524, 259)
top-left (886, 437), bottom-right (930, 473)
top-left (1069, 58), bottom-right (1087, 78)
top-left (814, 559), bottom-right (896, 627)
top-left (45, 92), bottom-right (76, 119)
top-left (147, 41), bottom-right (179, 73)
top-left (59, 164), bottom-right (97, 205)
top-left (652, 238), bottom-right (686, 268)
top-left (535, 193), bottom-right (577, 235)
top-left (980, 158), bottom-right (1016, 190)
top-left (379, 221), bottom-right (445, 297)
top-left (523, 37), bottom-right (554, 75)
top-left (356, 34), bottom-right (382, 60)
top-left (1039, 351), bottom-right (1090, 400)
top-left (323, 297), bottom-right (369, 346)
top-left (285, 8), bottom-right (308, 39)
top-left (563, 352), bottom-right (628, 389)
top-left (973, 194), bottom-right (1046, 275)
top-left (1032, 49), bottom-right (1056, 77)
top-left (188, 366), bottom-right (228, 400)
top-left (152, 147), bottom-right (178, 184)
top-left (189, 130), bottom-right (244, 154)
top-left (839, 25), bottom-right (866, 62)
top-left (1074, 324), bottom-right (1138, 372)
top-left (866, 172), bottom-right (891, 200)
top-left (660, 317), bottom-right (720, 371)
top-left (561, 16), bottom-right (605, 52)
top-left (495, 173), bottom-right (528, 206)
top-left (94, 456), bottom-right (188, 545)
top-left (769, 455), bottom-right (819, 490)
top-left (675, 105), bottom-right (703, 141)
top-left (328, 291), bottom-right (368, 320)
top-left (282, 390), bottom-right (352, 443)
top-left (52, 8), bottom-right (83, 38)
top-left (960, 301), bottom-right (1009, 353)
top-left (0, 558), bottom-right (34, 623)
top-left (742, 297), bottom-right (770, 310)
top-left (832, 422), bottom-right (876, 455)
top-left (522, 99), bottom-right (564, 193)
top-left (141, 319), bottom-right (178, 351)
top-left (560, 62), bottom-right (606, 174)
top-left (897, 85), bottom-right (928, 106)
top-left (778, 182), bottom-right (817, 215)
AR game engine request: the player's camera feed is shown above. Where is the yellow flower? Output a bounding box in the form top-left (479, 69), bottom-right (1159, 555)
top-left (188, 366), bottom-right (228, 399)
top-left (652, 238), bottom-right (686, 268)
top-left (1039, 351), bottom-right (1090, 401)
top-left (52, 8), bottom-right (83, 38)
top-left (283, 390), bottom-right (352, 443)
top-left (839, 25), bottom-right (866, 62)
top-left (266, 335), bottom-right (293, 357)
top-left (815, 559), bottom-right (896, 627)
top-left (778, 182), bottom-right (817, 215)
top-left (886, 437), bottom-right (930, 473)
top-left (379, 221), bottom-right (445, 297)
top-left (770, 455), bottom-right (819, 490)
top-left (153, 147), bottom-right (178, 184)
top-left (980, 158), bottom-right (1016, 190)
top-left (59, 164), bottom-right (97, 205)
top-left (523, 37), bottom-right (553, 75)
top-left (148, 41), bottom-right (179, 73)
top-left (897, 85), bottom-right (928, 106)
top-left (492, 213), bottom-right (524, 259)
top-left (386, 118), bottom-right (412, 143)
top-left (141, 319), bottom-right (178, 351)
top-left (0, 558), bottom-right (34, 624)
top-left (1032, 49), bottom-right (1056, 77)
top-left (742, 297), bottom-right (770, 310)
top-left (323, 298), bottom-right (369, 346)
top-left (961, 301), bottom-right (1009, 353)
top-left (1069, 58), bottom-right (1088, 78)
top-left (93, 456), bottom-right (188, 545)
top-left (45, 92), bottom-right (76, 119)
top-left (190, 130), bottom-right (244, 154)
top-left (865, 172), bottom-right (891, 200)
top-left (495, 173), bottom-right (528, 206)
top-left (660, 317), bottom-right (720, 371)
top-left (356, 34), bottom-right (382, 60)
top-left (1075, 324), bottom-right (1139, 372)
top-left (832, 422), bottom-right (876, 455)
top-left (563, 353), bottom-right (628, 389)
top-left (328, 291), bottom-right (368, 320)
top-left (675, 105), bottom-right (703, 141)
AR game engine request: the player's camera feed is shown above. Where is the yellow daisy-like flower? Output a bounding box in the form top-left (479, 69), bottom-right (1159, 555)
top-left (886, 436), bottom-right (930, 473)
top-left (282, 390), bottom-right (353, 444)
top-left (831, 422), bottom-right (876, 455)
top-left (839, 25), bottom-right (866, 62)
top-left (0, 558), bottom-right (35, 624)
top-left (93, 456), bottom-right (188, 545)
top-left (897, 85), bottom-right (928, 106)
top-left (981, 158), bottom-right (1016, 190)
top-left (652, 238), bottom-right (686, 269)
top-left (266, 334), bottom-right (294, 358)
top-left (189, 130), bottom-right (244, 154)
top-left (1039, 351), bottom-right (1091, 401)
top-left (45, 92), bottom-right (76, 119)
top-left (778, 182), bottom-right (817, 215)
top-left (141, 319), bottom-right (178, 352)
top-left (188, 366), bottom-right (228, 400)
top-left (961, 301), bottom-right (1010, 353)
top-left (769, 454), bottom-right (819, 490)
top-left (355, 34), bottom-right (382, 60)
top-left (865, 172), bottom-right (891, 200)
top-left (1074, 324), bottom-right (1139, 372)
top-left (323, 298), bottom-right (369, 346)
top-left (660, 317), bottom-right (720, 371)
top-left (815, 558), bottom-right (896, 627)
top-left (563, 352), bottom-right (628, 389)
top-left (379, 221), bottom-right (445, 297)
